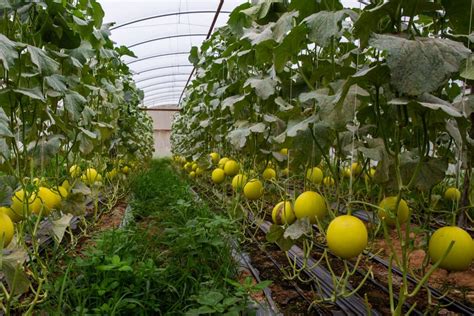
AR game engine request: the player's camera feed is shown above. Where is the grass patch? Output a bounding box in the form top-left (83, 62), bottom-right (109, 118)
top-left (40, 159), bottom-right (258, 315)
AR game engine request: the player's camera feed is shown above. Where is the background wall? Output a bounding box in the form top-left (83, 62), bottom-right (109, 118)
top-left (144, 107), bottom-right (179, 157)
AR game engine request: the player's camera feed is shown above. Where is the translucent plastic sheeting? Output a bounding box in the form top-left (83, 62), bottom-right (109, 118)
top-left (101, 0), bottom-right (242, 107)
top-left (101, 0), bottom-right (366, 108)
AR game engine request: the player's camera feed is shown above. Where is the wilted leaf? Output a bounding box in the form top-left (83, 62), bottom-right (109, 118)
top-left (2, 248), bottom-right (30, 295)
top-left (284, 218), bottom-right (311, 240)
top-left (50, 214), bottom-right (74, 243)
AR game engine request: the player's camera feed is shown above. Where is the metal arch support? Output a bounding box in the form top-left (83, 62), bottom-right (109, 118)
top-left (143, 94), bottom-right (181, 101)
top-left (136, 72), bottom-right (191, 84)
top-left (145, 90), bottom-right (183, 97)
top-left (129, 33), bottom-right (207, 48)
top-left (137, 79), bottom-right (189, 87)
top-left (143, 94), bottom-right (182, 102)
top-left (141, 82), bottom-right (187, 90)
top-left (137, 80), bottom-right (188, 91)
top-left (134, 64), bottom-right (193, 76)
top-left (178, 0), bottom-right (224, 104)
top-left (143, 85), bottom-right (186, 94)
top-left (138, 74), bottom-right (190, 89)
top-left (144, 91), bottom-right (183, 100)
top-left (143, 88), bottom-right (186, 98)
top-left (144, 96), bottom-right (181, 102)
top-left (126, 51), bottom-right (189, 65)
top-left (141, 81), bottom-right (187, 92)
top-left (111, 10), bottom-right (231, 30)
top-left (143, 97), bottom-right (181, 105)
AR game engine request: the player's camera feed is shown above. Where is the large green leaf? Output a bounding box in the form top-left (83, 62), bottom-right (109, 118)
top-left (189, 46), bottom-right (199, 65)
top-left (244, 77), bottom-right (277, 100)
top-left (400, 154), bottom-right (448, 191)
top-left (27, 46), bottom-right (59, 74)
top-left (228, 3), bottom-right (252, 36)
top-left (241, 0), bottom-right (283, 20)
top-left (370, 34), bottom-right (471, 96)
top-left (0, 108), bottom-right (12, 138)
top-left (242, 22), bottom-right (274, 45)
top-left (303, 9), bottom-right (356, 47)
top-left (44, 74), bottom-right (68, 92)
top-left (0, 175), bottom-right (14, 206)
top-left (273, 24), bottom-right (307, 72)
top-left (272, 11), bottom-right (299, 43)
top-left (27, 135), bottom-right (63, 166)
top-left (227, 122), bottom-right (251, 149)
top-left (0, 34), bottom-right (19, 70)
top-left (460, 54), bottom-right (474, 80)
top-left (221, 94), bottom-right (247, 111)
top-left (63, 91), bottom-right (86, 120)
top-left (442, 0), bottom-right (472, 34)
top-left (13, 87), bottom-right (45, 101)
top-left (389, 94), bottom-right (462, 118)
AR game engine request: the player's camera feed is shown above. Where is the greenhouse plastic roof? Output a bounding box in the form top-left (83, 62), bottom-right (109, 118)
top-left (101, 0), bottom-right (365, 108)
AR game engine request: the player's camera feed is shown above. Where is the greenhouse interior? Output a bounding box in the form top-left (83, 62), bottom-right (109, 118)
top-left (0, 0), bottom-right (472, 314)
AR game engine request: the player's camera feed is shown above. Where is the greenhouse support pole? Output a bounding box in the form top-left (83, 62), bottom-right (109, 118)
top-left (178, 0), bottom-right (224, 104)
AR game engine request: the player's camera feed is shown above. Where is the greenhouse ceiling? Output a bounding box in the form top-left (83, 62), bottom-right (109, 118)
top-left (101, 0), bottom-right (366, 108)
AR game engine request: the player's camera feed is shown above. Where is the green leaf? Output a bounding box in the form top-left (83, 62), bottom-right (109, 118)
top-left (68, 41), bottom-right (94, 64)
top-left (227, 123), bottom-right (251, 149)
top-left (370, 34), bottom-right (471, 96)
top-left (0, 1), bottom-right (11, 9)
top-left (78, 132), bottom-right (94, 154)
top-left (189, 46), bottom-right (199, 65)
top-left (0, 176), bottom-right (14, 206)
top-left (357, 138), bottom-right (386, 161)
top-left (287, 115), bottom-right (316, 138)
top-left (241, 0), bottom-right (283, 20)
top-left (244, 77), bottom-right (277, 100)
top-left (0, 34), bottom-right (19, 70)
top-left (274, 24), bottom-right (307, 72)
top-left (242, 22), bottom-right (274, 45)
top-left (222, 94), bottom-right (247, 111)
top-left (79, 127), bottom-right (98, 139)
top-left (196, 291), bottom-right (224, 306)
top-left (91, 1), bottom-right (105, 28)
top-left (272, 11), bottom-right (299, 43)
top-left (27, 135), bottom-right (63, 166)
top-left (400, 154), bottom-right (448, 191)
top-left (187, 305), bottom-right (216, 315)
top-left (351, 64), bottom-right (391, 87)
top-left (44, 74), bottom-right (68, 92)
top-left (266, 224), bottom-right (284, 242)
top-left (13, 87), bottom-right (45, 101)
top-left (390, 94), bottom-right (461, 118)
top-left (0, 108), bottom-right (13, 138)
top-left (64, 91), bottom-right (86, 120)
top-left (303, 9), bottom-right (356, 47)
top-left (442, 0), bottom-right (472, 34)
top-left (27, 45), bottom-right (59, 74)
top-left (460, 54), bottom-right (474, 80)
top-left (228, 3), bottom-right (252, 36)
